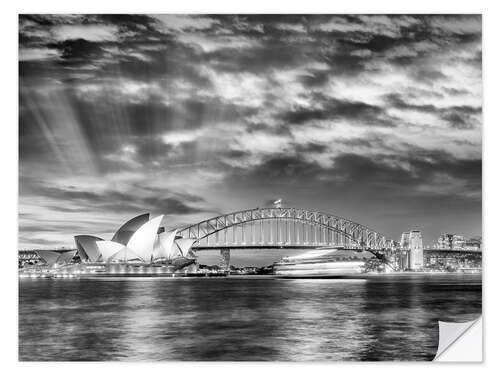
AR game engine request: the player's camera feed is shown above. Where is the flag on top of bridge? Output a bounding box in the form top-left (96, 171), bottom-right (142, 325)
top-left (273, 199), bottom-right (282, 208)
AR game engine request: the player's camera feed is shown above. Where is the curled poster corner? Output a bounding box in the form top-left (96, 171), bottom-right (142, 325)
top-left (434, 316), bottom-right (482, 362)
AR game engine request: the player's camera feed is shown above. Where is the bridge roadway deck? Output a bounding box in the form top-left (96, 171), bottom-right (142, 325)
top-left (190, 246), bottom-right (481, 256)
top-left (191, 245), bottom-right (365, 251)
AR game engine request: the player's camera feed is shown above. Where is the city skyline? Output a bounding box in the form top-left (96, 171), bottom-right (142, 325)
top-left (19, 15), bottom-right (482, 249)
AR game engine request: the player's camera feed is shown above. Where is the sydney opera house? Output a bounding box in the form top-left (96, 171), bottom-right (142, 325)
top-left (25, 214), bottom-right (199, 277)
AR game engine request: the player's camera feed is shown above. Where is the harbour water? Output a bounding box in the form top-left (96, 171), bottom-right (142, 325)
top-left (19, 274), bottom-right (481, 361)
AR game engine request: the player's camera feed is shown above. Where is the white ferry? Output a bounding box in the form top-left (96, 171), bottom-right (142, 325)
top-left (273, 249), bottom-right (366, 278)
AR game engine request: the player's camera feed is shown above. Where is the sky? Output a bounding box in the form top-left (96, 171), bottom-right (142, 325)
top-left (19, 14), bottom-right (482, 252)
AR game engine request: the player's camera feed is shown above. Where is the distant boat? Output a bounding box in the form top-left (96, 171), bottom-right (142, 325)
top-left (273, 249), bottom-right (365, 278)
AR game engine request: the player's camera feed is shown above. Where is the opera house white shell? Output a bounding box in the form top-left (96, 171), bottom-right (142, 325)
top-left (111, 213), bottom-right (150, 245)
top-left (36, 249), bottom-right (77, 267)
top-left (153, 229), bottom-right (178, 260)
top-left (73, 213), bottom-right (197, 265)
top-left (74, 235), bottom-right (103, 262)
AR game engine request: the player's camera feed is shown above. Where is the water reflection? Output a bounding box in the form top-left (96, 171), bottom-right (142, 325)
top-left (19, 275), bottom-right (481, 361)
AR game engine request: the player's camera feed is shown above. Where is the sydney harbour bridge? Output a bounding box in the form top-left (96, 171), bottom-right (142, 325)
top-left (176, 207), bottom-right (396, 264)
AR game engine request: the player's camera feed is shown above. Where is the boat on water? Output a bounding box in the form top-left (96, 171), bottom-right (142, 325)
top-left (273, 249), bottom-right (366, 278)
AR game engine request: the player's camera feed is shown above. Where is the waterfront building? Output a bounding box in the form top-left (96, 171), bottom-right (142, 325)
top-left (399, 230), bottom-right (423, 270)
top-left (67, 214), bottom-right (198, 270)
top-left (437, 233), bottom-right (454, 250)
top-left (18, 214), bottom-right (200, 276)
top-left (400, 232), bottom-right (410, 249)
top-left (436, 233), bottom-right (481, 251)
top-left (220, 249), bottom-right (231, 271)
top-left (452, 235), bottom-right (466, 250)
top-left (424, 249), bottom-right (482, 271)
top-left (399, 232), bottom-right (410, 270)
top-left (464, 237), bottom-right (482, 251)
top-left (408, 231), bottom-right (424, 270)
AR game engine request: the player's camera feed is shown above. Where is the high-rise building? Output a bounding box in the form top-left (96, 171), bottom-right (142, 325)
top-left (437, 233), bottom-right (454, 250)
top-left (437, 233), bottom-right (472, 251)
top-left (452, 235), bottom-right (466, 250)
top-left (408, 231), bottom-right (423, 270)
top-left (219, 249), bottom-right (231, 271)
top-left (399, 232), bottom-right (411, 270)
top-left (399, 230), bottom-right (423, 270)
top-left (400, 232), bottom-right (410, 249)
top-left (465, 237), bottom-right (482, 251)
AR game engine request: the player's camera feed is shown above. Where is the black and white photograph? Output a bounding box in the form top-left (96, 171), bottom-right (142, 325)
top-left (18, 13), bottom-right (482, 361)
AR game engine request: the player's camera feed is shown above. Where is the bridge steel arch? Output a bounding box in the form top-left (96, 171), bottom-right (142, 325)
top-left (177, 207), bottom-right (390, 251)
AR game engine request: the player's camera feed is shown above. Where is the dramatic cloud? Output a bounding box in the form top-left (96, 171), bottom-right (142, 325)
top-left (19, 14), bottom-right (481, 250)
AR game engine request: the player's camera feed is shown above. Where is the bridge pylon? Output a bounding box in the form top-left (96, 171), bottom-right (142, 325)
top-left (219, 249), bottom-right (230, 272)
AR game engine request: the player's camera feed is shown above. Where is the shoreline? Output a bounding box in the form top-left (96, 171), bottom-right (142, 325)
top-left (19, 270), bottom-right (482, 280)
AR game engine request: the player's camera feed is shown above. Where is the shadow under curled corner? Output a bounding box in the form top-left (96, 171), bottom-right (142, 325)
top-left (433, 316), bottom-right (482, 362)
